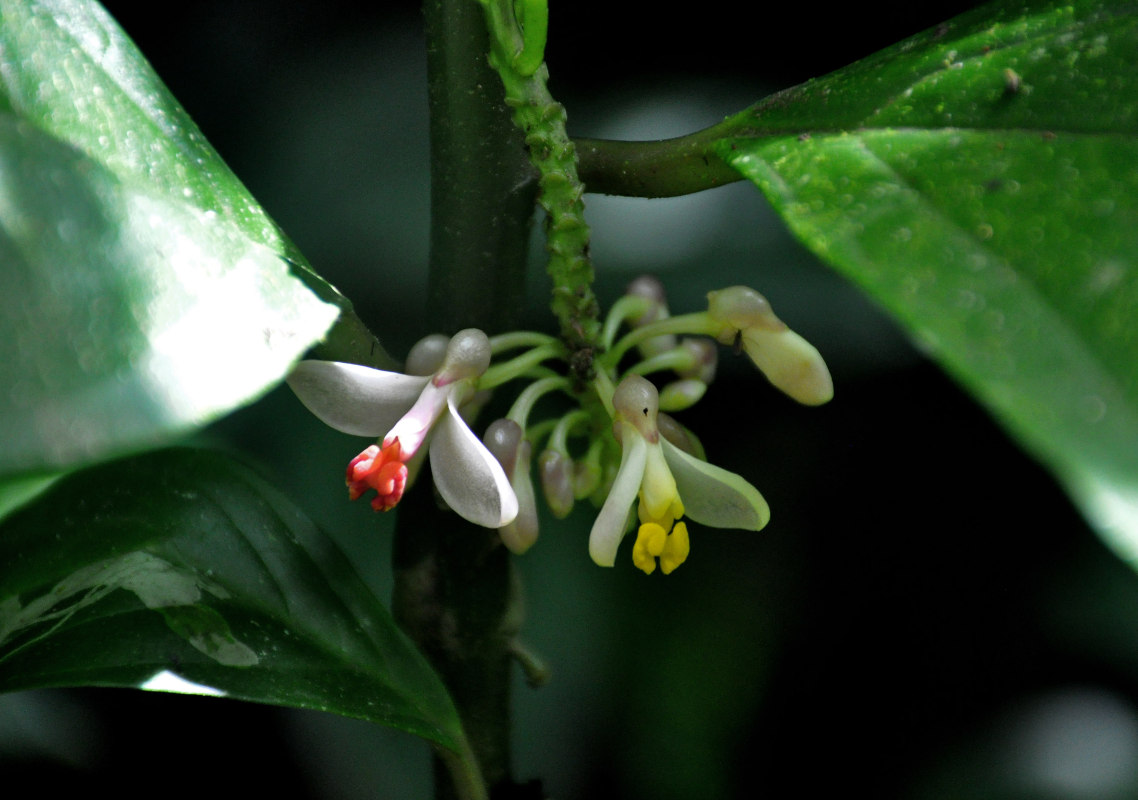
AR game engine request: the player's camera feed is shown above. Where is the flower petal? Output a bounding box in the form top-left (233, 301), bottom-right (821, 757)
top-left (662, 439), bottom-right (770, 531)
top-left (287, 360), bottom-right (429, 436)
top-left (640, 442), bottom-right (680, 523)
top-left (429, 396), bottom-right (519, 528)
top-left (589, 431), bottom-right (648, 567)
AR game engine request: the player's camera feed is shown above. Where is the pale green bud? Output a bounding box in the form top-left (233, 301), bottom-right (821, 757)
top-left (659, 378), bottom-right (707, 412)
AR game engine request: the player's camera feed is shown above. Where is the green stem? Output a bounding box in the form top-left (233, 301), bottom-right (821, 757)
top-left (311, 305), bottom-right (399, 371)
top-left (284, 253), bottom-right (399, 370)
top-left (547, 407), bottom-right (590, 453)
top-left (480, 342), bottom-right (565, 389)
top-left (437, 742), bottom-right (490, 800)
top-left (626, 348), bottom-right (696, 377)
top-left (489, 330), bottom-right (559, 353)
top-left (424, 0), bottom-right (538, 331)
top-left (395, 2), bottom-right (539, 798)
top-left (602, 312), bottom-right (718, 370)
top-left (592, 368), bottom-right (617, 417)
top-left (393, 485), bottom-right (514, 800)
top-left (507, 375), bottom-right (571, 427)
top-left (574, 124), bottom-right (743, 198)
top-left (600, 294), bottom-right (654, 351)
top-left (479, 0), bottom-right (601, 376)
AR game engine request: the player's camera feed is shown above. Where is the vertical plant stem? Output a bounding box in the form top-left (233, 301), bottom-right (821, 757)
top-left (394, 1), bottom-right (538, 798)
top-left (394, 486), bottom-right (518, 800)
top-left (423, 0), bottom-right (537, 330)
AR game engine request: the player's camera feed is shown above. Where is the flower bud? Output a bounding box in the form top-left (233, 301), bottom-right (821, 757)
top-left (573, 442), bottom-right (604, 500)
top-left (405, 333), bottom-right (450, 376)
top-left (625, 275), bottom-right (676, 357)
top-left (612, 374), bottom-right (660, 440)
top-left (657, 412), bottom-right (705, 460)
top-left (676, 337), bottom-right (717, 383)
top-left (706, 286), bottom-right (787, 342)
top-left (538, 449), bottom-right (574, 518)
top-left (706, 286), bottom-right (832, 406)
top-left (484, 418), bottom-right (523, 474)
top-left (741, 328), bottom-right (834, 406)
top-left (626, 275), bottom-right (669, 326)
top-left (435, 328), bottom-right (492, 385)
top-left (659, 378), bottom-right (707, 412)
top-left (484, 419), bottom-right (538, 553)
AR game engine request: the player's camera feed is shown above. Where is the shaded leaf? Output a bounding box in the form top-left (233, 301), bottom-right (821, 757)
top-left (0, 0), bottom-right (341, 476)
top-left (716, 0), bottom-right (1138, 564)
top-left (0, 448), bottom-right (465, 752)
top-left (0, 470), bottom-right (58, 524)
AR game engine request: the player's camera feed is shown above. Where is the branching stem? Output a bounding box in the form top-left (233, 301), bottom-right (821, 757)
top-left (575, 127), bottom-right (742, 198)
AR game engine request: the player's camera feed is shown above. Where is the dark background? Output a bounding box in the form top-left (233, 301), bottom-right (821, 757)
top-left (8, 2), bottom-right (1138, 798)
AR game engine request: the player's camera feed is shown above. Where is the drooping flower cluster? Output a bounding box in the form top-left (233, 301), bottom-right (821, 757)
top-left (288, 279), bottom-right (831, 574)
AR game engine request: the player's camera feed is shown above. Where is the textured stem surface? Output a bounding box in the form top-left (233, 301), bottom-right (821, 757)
top-left (480, 0), bottom-right (601, 378)
top-left (397, 1), bottom-right (539, 798)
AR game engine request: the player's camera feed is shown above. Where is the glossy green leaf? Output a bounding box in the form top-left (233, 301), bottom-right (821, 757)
top-left (0, 447), bottom-right (465, 752)
top-left (0, 0), bottom-right (340, 477)
top-left (716, 0), bottom-right (1138, 565)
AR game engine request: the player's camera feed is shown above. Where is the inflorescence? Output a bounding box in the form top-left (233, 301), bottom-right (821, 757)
top-left (288, 279), bottom-right (832, 575)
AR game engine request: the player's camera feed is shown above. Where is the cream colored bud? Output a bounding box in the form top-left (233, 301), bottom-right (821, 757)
top-left (612, 374), bottom-right (660, 440)
top-left (706, 286), bottom-right (787, 344)
top-left (500, 436), bottom-right (538, 554)
top-left (742, 328), bottom-right (834, 406)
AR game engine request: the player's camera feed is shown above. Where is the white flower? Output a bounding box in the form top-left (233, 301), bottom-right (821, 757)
top-left (287, 329), bottom-right (518, 529)
top-left (589, 375), bottom-right (770, 574)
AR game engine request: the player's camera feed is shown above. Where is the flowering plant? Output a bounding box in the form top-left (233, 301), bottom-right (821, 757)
top-left (2, 1), bottom-right (1137, 798)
